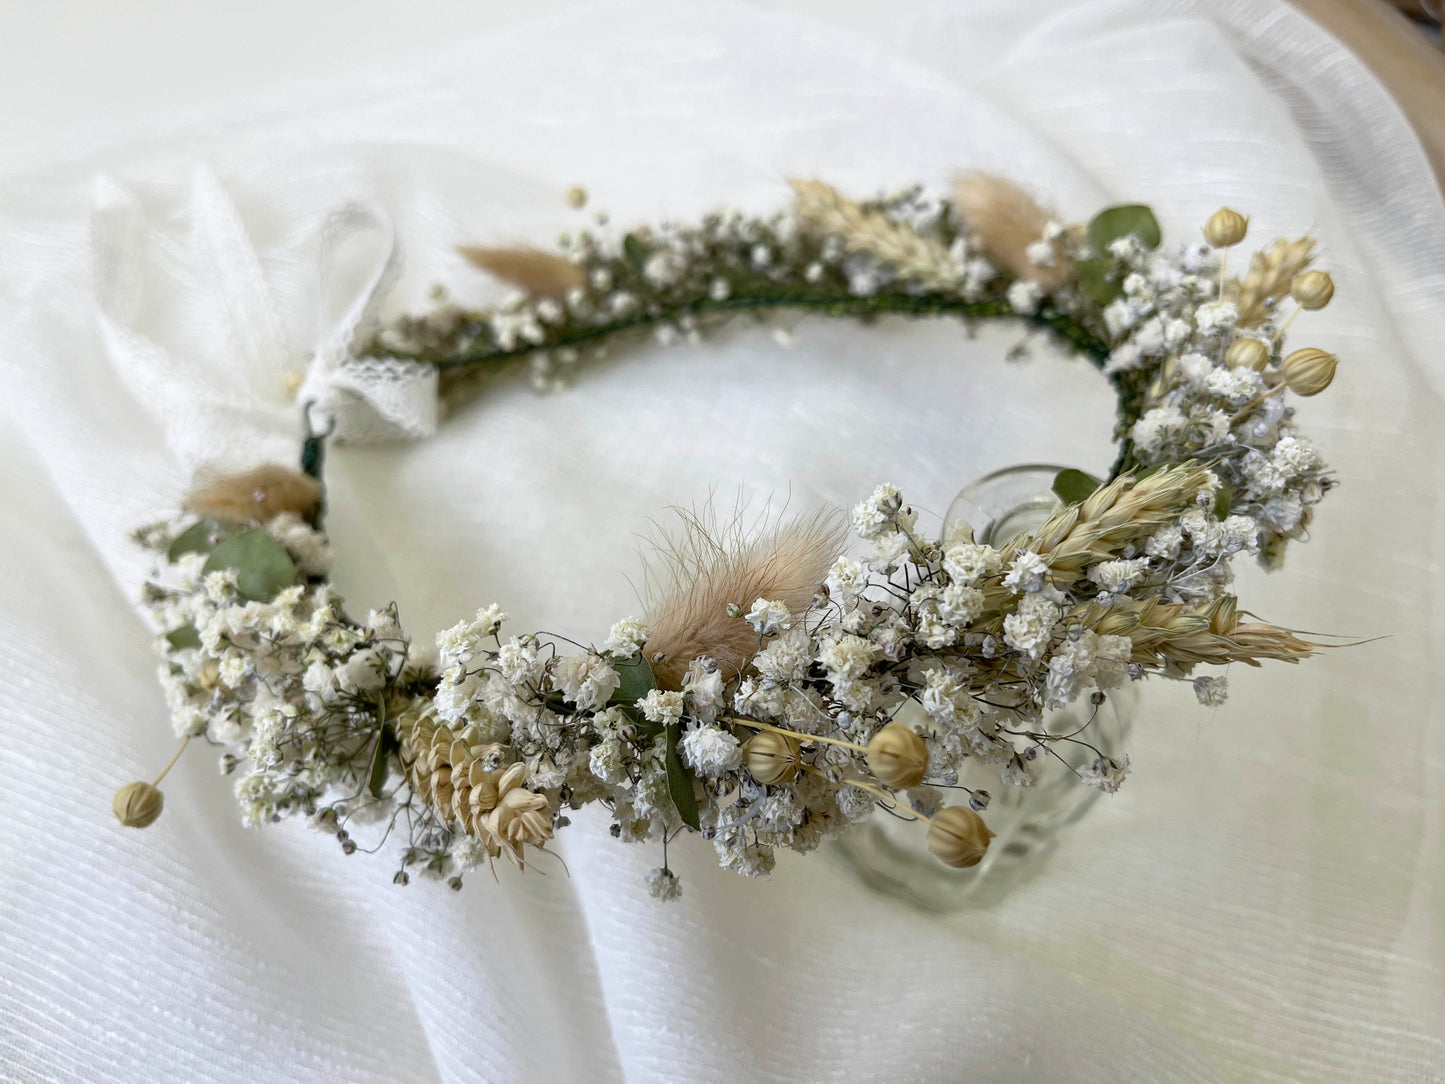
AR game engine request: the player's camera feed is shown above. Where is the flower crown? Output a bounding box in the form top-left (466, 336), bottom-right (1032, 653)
top-left (115, 175), bottom-right (1338, 899)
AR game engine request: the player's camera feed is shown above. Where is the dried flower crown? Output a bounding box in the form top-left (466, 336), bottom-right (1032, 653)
top-left (117, 175), bottom-right (1339, 899)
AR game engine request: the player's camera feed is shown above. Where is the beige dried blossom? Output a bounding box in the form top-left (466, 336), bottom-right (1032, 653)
top-left (1290, 269), bottom-right (1334, 310)
top-left (742, 730), bottom-right (803, 785)
top-left (459, 245), bottom-right (587, 298)
top-left (926, 805), bottom-right (994, 868)
top-left (1281, 347), bottom-right (1338, 396)
top-left (1225, 337), bottom-right (1271, 372)
top-left (789, 178), bottom-right (962, 290)
top-left (954, 173), bottom-right (1071, 289)
top-left (1234, 236), bottom-right (1315, 328)
top-left (1203, 207), bottom-right (1249, 248)
top-left (113, 781), bottom-right (164, 828)
top-left (865, 722), bottom-right (929, 789)
top-left (185, 464), bottom-right (321, 525)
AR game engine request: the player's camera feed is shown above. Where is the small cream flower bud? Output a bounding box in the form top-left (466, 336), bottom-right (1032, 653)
top-left (926, 805), bottom-right (994, 868)
top-left (565, 185), bottom-right (588, 209)
top-left (1290, 269), bottom-right (1334, 310)
top-left (1225, 337), bottom-right (1270, 372)
top-left (1203, 207), bottom-right (1248, 247)
top-left (1281, 347), bottom-right (1338, 396)
top-left (742, 731), bottom-right (802, 785)
top-left (865, 722), bottom-right (929, 789)
top-left (113, 781), bottom-right (164, 828)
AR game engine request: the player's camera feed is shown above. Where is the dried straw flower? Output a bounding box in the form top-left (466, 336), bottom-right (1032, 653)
top-left (185, 464), bottom-right (321, 525)
top-left (954, 173), bottom-right (1070, 289)
top-left (1203, 207), bottom-right (1249, 248)
top-left (865, 722), bottom-right (928, 789)
top-left (643, 507), bottom-right (843, 689)
top-left (1290, 270), bottom-right (1334, 310)
top-left (459, 245), bottom-right (586, 298)
top-left (927, 805), bottom-right (994, 868)
top-left (1234, 236), bottom-right (1315, 327)
top-left (1225, 337), bottom-right (1271, 372)
top-left (743, 730), bottom-right (802, 784)
top-left (790, 178), bottom-right (962, 290)
top-left (113, 781), bottom-right (164, 828)
top-left (1281, 347), bottom-right (1338, 396)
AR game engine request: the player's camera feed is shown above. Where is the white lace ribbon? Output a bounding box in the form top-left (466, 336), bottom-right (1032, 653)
top-left (296, 203), bottom-right (438, 444)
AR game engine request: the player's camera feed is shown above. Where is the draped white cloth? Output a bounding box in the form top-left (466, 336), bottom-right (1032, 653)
top-left (2, 2), bottom-right (1442, 1080)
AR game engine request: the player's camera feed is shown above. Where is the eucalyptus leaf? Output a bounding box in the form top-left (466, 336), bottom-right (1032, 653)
top-left (202, 528), bottom-right (297, 602)
top-left (1074, 257), bottom-right (1122, 305)
top-left (1213, 482), bottom-right (1233, 520)
top-left (367, 721), bottom-right (398, 801)
top-left (167, 518), bottom-right (233, 562)
top-left (1052, 468), bottom-right (1101, 507)
top-left (664, 721), bottom-right (700, 831)
top-left (1086, 204), bottom-right (1161, 254)
top-left (165, 625), bottom-right (202, 650)
top-left (609, 653), bottom-right (657, 705)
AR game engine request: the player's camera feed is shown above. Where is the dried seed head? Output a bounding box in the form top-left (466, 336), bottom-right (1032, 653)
top-left (1290, 269), bottom-right (1334, 310)
top-left (926, 805), bottom-right (994, 868)
top-left (865, 722), bottom-right (929, 789)
top-left (1203, 207), bottom-right (1248, 247)
top-left (742, 731), bottom-right (802, 785)
top-left (1281, 347), bottom-right (1338, 396)
top-left (113, 781), bottom-right (164, 828)
top-left (1225, 337), bottom-right (1270, 372)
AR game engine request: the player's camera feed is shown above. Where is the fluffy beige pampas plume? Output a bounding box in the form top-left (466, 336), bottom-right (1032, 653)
top-left (185, 464), bottom-right (321, 524)
top-left (642, 502), bottom-right (845, 690)
top-left (954, 173), bottom-right (1071, 289)
top-left (459, 245), bottom-right (586, 298)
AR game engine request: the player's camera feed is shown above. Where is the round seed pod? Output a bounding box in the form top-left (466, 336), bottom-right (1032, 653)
top-left (865, 722), bottom-right (929, 789)
top-left (742, 731), bottom-right (802, 785)
top-left (113, 781), bottom-right (164, 828)
top-left (1225, 337), bottom-right (1270, 372)
top-left (1290, 270), bottom-right (1334, 310)
top-left (1281, 347), bottom-right (1338, 396)
top-left (926, 805), bottom-right (994, 868)
top-left (1203, 207), bottom-right (1248, 247)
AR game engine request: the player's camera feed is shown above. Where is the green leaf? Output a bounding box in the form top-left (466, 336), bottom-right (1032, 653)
top-left (1052, 468), bottom-right (1101, 506)
top-left (664, 722), bottom-right (700, 831)
top-left (167, 518), bottom-right (234, 562)
top-left (165, 625), bottom-right (202, 650)
top-left (622, 233), bottom-right (650, 269)
top-left (1074, 257), bottom-right (1122, 305)
top-left (367, 720), bottom-right (398, 801)
top-left (1133, 463), bottom-right (1169, 481)
top-left (202, 528), bottom-right (297, 602)
top-left (1086, 204), bottom-right (1161, 254)
top-left (1213, 482), bottom-right (1233, 520)
top-left (608, 653), bottom-right (657, 705)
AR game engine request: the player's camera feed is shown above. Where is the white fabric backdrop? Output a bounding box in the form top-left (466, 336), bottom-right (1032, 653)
top-left (1, 1), bottom-right (1442, 1080)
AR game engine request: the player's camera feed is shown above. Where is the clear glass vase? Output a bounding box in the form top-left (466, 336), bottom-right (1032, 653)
top-left (834, 465), bottom-right (1137, 911)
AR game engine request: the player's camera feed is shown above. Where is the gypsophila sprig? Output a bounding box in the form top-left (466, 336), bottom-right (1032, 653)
top-left (119, 173), bottom-right (1341, 901)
